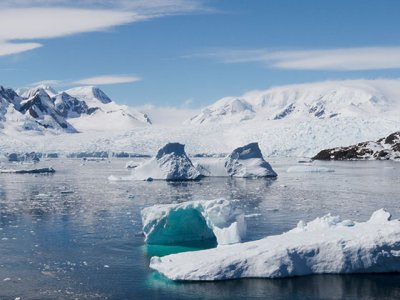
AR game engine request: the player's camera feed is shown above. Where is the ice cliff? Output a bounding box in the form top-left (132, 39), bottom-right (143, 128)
top-left (141, 199), bottom-right (246, 245)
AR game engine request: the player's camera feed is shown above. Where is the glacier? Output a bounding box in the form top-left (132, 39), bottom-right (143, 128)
top-left (196, 142), bottom-right (277, 178)
top-left (131, 143), bottom-right (201, 181)
top-left (141, 199), bottom-right (246, 246)
top-left (150, 209), bottom-right (400, 281)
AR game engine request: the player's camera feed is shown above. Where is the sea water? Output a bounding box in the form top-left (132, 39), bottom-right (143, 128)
top-left (0, 158), bottom-right (399, 299)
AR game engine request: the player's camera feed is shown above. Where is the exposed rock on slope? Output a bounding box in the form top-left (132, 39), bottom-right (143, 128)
top-left (53, 92), bottom-right (97, 118)
top-left (19, 88), bottom-right (77, 132)
top-left (313, 131), bottom-right (400, 160)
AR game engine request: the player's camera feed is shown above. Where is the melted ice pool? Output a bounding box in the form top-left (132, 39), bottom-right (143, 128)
top-left (0, 158), bottom-right (399, 299)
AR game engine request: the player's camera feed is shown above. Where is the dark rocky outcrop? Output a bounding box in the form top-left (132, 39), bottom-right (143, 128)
top-left (313, 131), bottom-right (400, 160)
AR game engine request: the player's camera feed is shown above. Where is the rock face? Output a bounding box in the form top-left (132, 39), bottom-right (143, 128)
top-left (53, 92), bottom-right (97, 118)
top-left (141, 199), bottom-right (246, 246)
top-left (19, 88), bottom-right (77, 132)
top-left (132, 143), bottom-right (201, 181)
top-left (196, 143), bottom-right (277, 178)
top-left (150, 209), bottom-right (400, 281)
top-left (313, 131), bottom-right (400, 160)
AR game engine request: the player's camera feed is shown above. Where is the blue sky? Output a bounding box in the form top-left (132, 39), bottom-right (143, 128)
top-left (1, 0), bottom-right (400, 107)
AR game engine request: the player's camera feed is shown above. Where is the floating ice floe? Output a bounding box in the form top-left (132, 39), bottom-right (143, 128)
top-left (141, 199), bottom-right (246, 246)
top-left (150, 209), bottom-right (400, 281)
top-left (196, 143), bottom-right (277, 178)
top-left (286, 165), bottom-right (334, 173)
top-left (125, 161), bottom-right (138, 169)
top-left (0, 167), bottom-right (55, 174)
top-left (131, 143), bottom-right (201, 181)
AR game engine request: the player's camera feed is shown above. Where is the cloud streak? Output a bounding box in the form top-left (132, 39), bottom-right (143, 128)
top-left (29, 79), bottom-right (62, 86)
top-left (74, 75), bottom-right (142, 85)
top-left (198, 47), bottom-right (400, 71)
top-left (0, 0), bottom-right (210, 56)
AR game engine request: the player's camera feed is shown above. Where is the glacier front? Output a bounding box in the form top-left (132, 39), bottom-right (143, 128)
top-left (150, 209), bottom-right (400, 281)
top-left (141, 199), bottom-right (246, 246)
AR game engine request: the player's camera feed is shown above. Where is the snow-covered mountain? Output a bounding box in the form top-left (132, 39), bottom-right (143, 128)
top-left (0, 84), bottom-right (152, 134)
top-left (187, 79), bottom-right (400, 124)
top-left (19, 88), bottom-right (77, 132)
top-left (0, 86), bottom-right (49, 132)
top-left (1, 79), bottom-right (400, 158)
top-left (64, 86), bottom-right (152, 131)
top-left (53, 92), bottom-right (95, 119)
top-left (65, 86), bottom-right (112, 106)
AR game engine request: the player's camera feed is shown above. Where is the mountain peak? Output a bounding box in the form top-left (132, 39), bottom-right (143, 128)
top-left (65, 86), bottom-right (112, 105)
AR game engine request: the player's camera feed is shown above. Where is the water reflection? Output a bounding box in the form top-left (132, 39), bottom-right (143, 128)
top-left (149, 273), bottom-right (400, 300)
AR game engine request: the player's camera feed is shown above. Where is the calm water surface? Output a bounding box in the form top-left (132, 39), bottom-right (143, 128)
top-left (0, 158), bottom-right (399, 299)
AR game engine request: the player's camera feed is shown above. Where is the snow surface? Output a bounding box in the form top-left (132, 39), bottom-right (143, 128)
top-left (131, 143), bottom-right (201, 181)
top-left (187, 79), bottom-right (400, 125)
top-left (150, 209), bottom-right (400, 281)
top-left (141, 199), bottom-right (246, 245)
top-left (64, 86), bottom-right (151, 132)
top-left (196, 143), bottom-right (277, 177)
top-left (1, 79), bottom-right (400, 158)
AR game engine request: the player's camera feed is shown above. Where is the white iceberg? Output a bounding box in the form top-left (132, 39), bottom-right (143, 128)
top-left (150, 209), bottom-right (400, 281)
top-left (196, 143), bottom-right (277, 178)
top-left (141, 199), bottom-right (246, 246)
top-left (132, 143), bottom-right (201, 181)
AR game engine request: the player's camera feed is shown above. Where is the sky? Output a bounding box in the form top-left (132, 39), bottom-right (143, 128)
top-left (1, 0), bottom-right (400, 108)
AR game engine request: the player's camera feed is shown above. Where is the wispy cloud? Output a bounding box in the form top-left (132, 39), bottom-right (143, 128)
top-left (74, 75), bottom-right (141, 85)
top-left (0, 1), bottom-right (211, 56)
top-left (195, 46), bottom-right (400, 71)
top-left (29, 79), bottom-right (62, 86)
top-left (0, 41), bottom-right (42, 56)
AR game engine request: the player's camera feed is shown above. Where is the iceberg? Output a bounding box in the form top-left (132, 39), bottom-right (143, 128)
top-left (141, 199), bottom-right (246, 246)
top-left (196, 143), bottom-right (277, 178)
top-left (132, 143), bottom-right (201, 181)
top-left (150, 209), bottom-right (400, 281)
